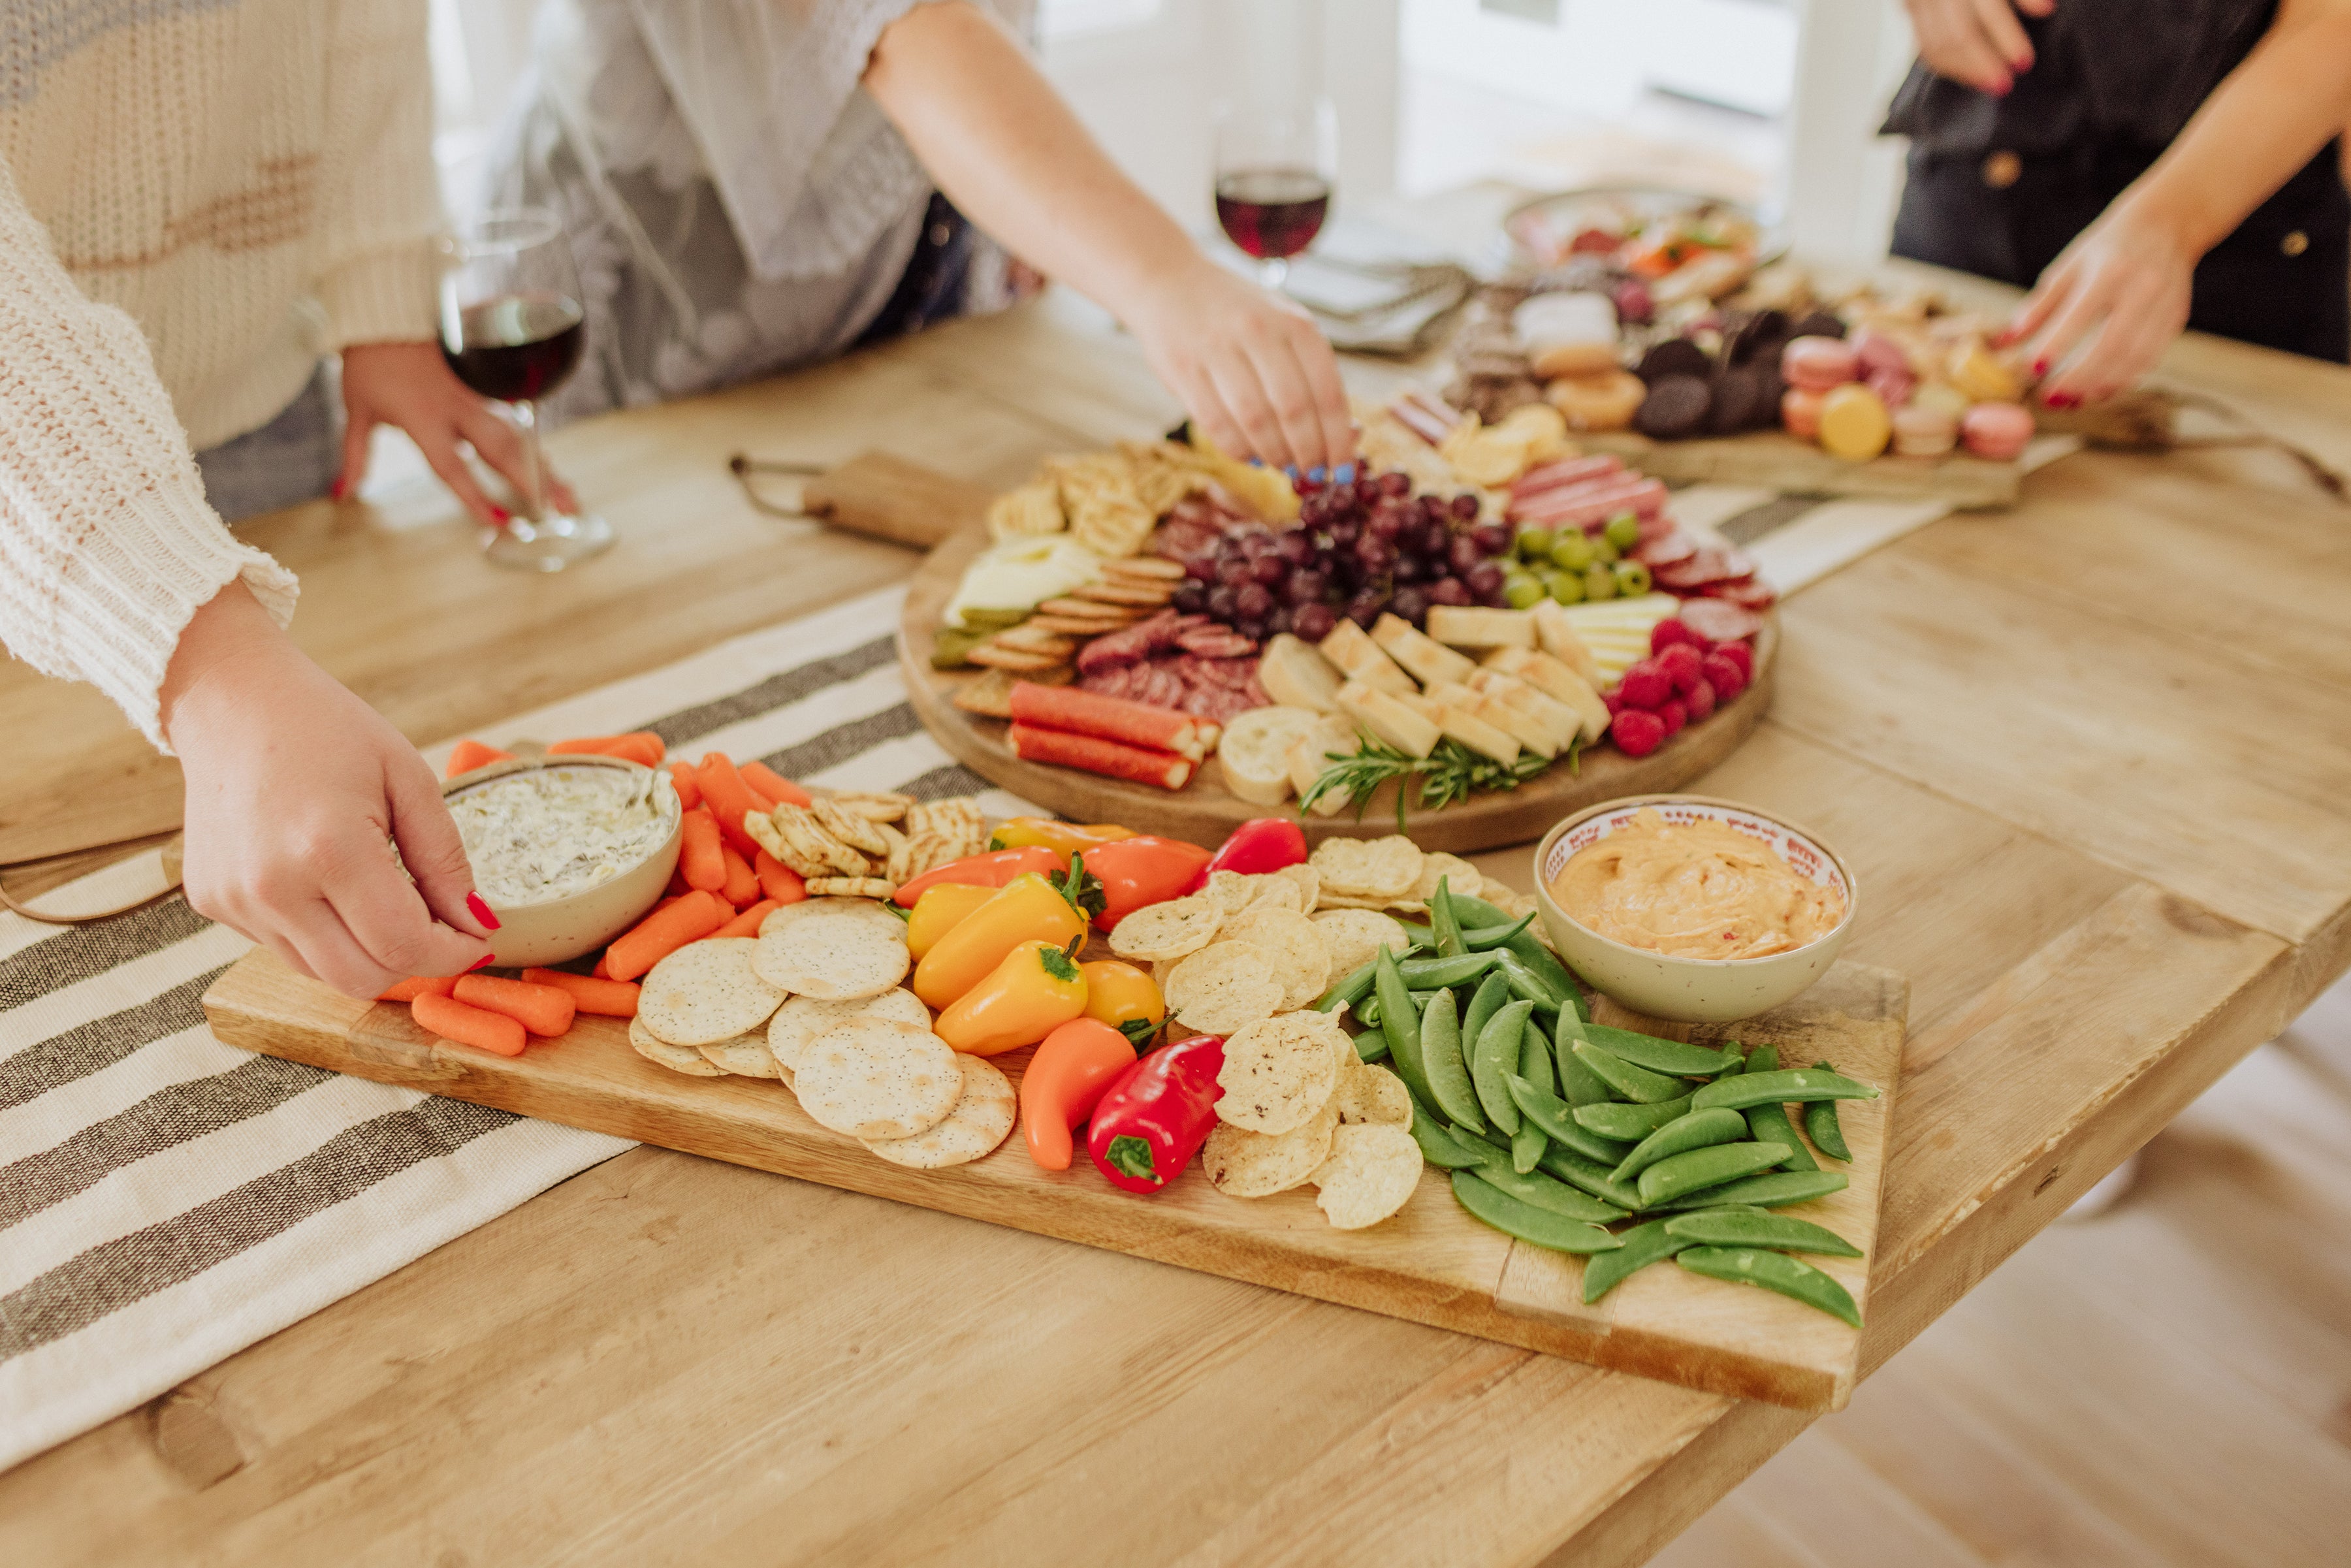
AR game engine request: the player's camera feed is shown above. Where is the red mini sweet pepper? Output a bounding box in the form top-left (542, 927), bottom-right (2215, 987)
top-left (1196, 818), bottom-right (1309, 885)
top-left (1079, 835), bottom-right (1213, 931)
top-left (893, 845), bottom-right (1064, 908)
top-left (1086, 1033), bottom-right (1226, 1194)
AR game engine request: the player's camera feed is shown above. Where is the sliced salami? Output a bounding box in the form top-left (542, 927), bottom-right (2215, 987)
top-left (1707, 577), bottom-right (1779, 609)
top-left (1655, 545), bottom-right (1759, 589)
top-left (1678, 598), bottom-right (1765, 643)
top-left (1631, 532), bottom-right (1699, 568)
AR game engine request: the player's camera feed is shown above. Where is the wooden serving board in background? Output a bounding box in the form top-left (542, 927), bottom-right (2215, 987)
top-left (203, 951), bottom-right (1905, 1411)
top-left (1582, 428), bottom-right (2022, 509)
top-left (900, 519), bottom-right (1779, 855)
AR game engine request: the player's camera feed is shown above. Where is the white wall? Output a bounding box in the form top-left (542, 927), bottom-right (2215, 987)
top-left (1781, 0), bottom-right (1917, 263)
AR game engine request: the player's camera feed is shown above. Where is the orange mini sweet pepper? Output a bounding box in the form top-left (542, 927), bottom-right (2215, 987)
top-left (988, 818), bottom-right (1136, 857)
top-left (1021, 1017), bottom-right (1137, 1170)
top-left (912, 871), bottom-right (1091, 1009)
top-left (1080, 959), bottom-right (1165, 1051)
top-left (905, 882), bottom-right (998, 960)
top-left (934, 940), bottom-right (1089, 1056)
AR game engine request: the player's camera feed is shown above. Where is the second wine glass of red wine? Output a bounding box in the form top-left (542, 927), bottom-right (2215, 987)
top-left (438, 207), bottom-right (612, 571)
top-left (1213, 97), bottom-right (1336, 291)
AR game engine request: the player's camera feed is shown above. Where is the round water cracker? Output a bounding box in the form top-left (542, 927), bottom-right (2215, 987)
top-left (1162, 941), bottom-right (1287, 1036)
top-left (1412, 852), bottom-right (1483, 905)
top-left (639, 938), bottom-right (786, 1048)
top-left (753, 914), bottom-right (910, 1000)
top-left (699, 1032), bottom-right (782, 1078)
top-left (1108, 893), bottom-right (1224, 963)
top-left (760, 897), bottom-right (905, 939)
top-left (1309, 835), bottom-right (1425, 900)
top-left (1220, 907), bottom-right (1330, 1010)
top-left (1216, 1012), bottom-right (1343, 1134)
top-left (860, 1054), bottom-right (1017, 1168)
top-left (1311, 1123), bottom-right (1424, 1229)
top-left (1334, 1059), bottom-right (1415, 1128)
top-left (629, 1015), bottom-right (726, 1076)
top-left (1206, 1100), bottom-right (1339, 1198)
top-left (1313, 908), bottom-right (1411, 982)
top-left (767, 987), bottom-right (933, 1074)
top-left (795, 1017), bottom-right (961, 1140)
top-left (1204, 871), bottom-right (1260, 916)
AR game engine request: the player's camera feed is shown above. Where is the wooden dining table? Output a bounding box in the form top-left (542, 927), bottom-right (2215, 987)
top-left (5, 261), bottom-right (2351, 1565)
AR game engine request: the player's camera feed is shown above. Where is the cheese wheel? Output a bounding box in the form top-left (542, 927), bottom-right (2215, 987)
top-left (1817, 383), bottom-right (1892, 461)
top-left (1960, 400), bottom-right (2036, 461)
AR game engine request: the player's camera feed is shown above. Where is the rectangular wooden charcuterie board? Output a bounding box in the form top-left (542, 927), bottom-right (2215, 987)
top-left (204, 950), bottom-right (1906, 1411)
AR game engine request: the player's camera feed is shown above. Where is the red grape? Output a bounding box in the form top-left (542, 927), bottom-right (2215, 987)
top-left (1238, 532), bottom-right (1273, 560)
top-left (1172, 583), bottom-right (1206, 614)
top-left (1450, 492), bottom-right (1480, 522)
top-left (1206, 584), bottom-right (1239, 620)
top-left (1379, 471), bottom-right (1410, 498)
top-left (1366, 507), bottom-right (1406, 541)
top-left (1464, 561), bottom-right (1504, 598)
top-left (1428, 576), bottom-right (1472, 607)
top-left (1251, 555), bottom-right (1287, 587)
top-left (1234, 583), bottom-right (1273, 620)
top-left (1389, 584), bottom-right (1431, 624)
top-left (1216, 560), bottom-right (1251, 588)
top-left (1292, 602), bottom-right (1337, 641)
top-left (1448, 535), bottom-right (1483, 576)
top-left (1355, 537), bottom-right (1394, 571)
top-left (1345, 592), bottom-right (1384, 628)
top-left (1471, 522), bottom-right (1512, 555)
top-left (1287, 569), bottom-right (1329, 605)
top-left (1393, 554), bottom-right (1426, 584)
top-left (1276, 530), bottom-right (1314, 566)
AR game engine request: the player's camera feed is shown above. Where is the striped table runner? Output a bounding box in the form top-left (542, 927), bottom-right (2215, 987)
top-left (0, 586), bottom-right (1037, 1473)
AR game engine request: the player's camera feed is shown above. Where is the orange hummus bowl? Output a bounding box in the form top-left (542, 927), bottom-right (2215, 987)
top-left (1533, 795), bottom-right (1857, 1024)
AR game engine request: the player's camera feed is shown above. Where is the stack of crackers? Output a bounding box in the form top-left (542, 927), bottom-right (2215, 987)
top-left (741, 793), bottom-right (988, 903)
top-left (955, 554), bottom-right (1188, 715)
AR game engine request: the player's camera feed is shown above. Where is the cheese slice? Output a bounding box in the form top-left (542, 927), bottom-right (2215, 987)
top-left (1319, 619), bottom-right (1418, 697)
top-left (1435, 702), bottom-right (1521, 765)
top-left (1468, 669), bottom-right (1581, 750)
top-left (1424, 605), bottom-right (1536, 649)
top-left (1529, 600), bottom-right (1605, 687)
top-left (1370, 613), bottom-right (1479, 688)
top-left (1486, 647), bottom-right (1614, 730)
top-left (1336, 680), bottom-right (1441, 758)
top-left (1439, 680), bottom-right (1557, 759)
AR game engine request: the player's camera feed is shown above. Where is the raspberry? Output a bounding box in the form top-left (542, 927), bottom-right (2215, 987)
top-left (1685, 677), bottom-right (1717, 722)
top-left (1701, 651), bottom-right (1746, 700)
top-left (1657, 642), bottom-right (1704, 696)
top-left (1650, 617), bottom-right (1697, 655)
top-left (1616, 661), bottom-right (1672, 711)
top-left (1610, 708), bottom-right (1666, 757)
top-left (1713, 640), bottom-right (1754, 682)
top-left (1657, 697), bottom-right (1688, 738)
top-left (1603, 689), bottom-right (1627, 717)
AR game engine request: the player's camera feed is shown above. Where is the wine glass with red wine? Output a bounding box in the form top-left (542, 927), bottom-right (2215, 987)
top-left (438, 208), bottom-right (611, 571)
top-left (1213, 97), bottom-right (1337, 291)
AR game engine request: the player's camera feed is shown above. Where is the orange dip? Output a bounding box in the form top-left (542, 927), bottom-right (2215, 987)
top-left (1551, 809), bottom-right (1844, 959)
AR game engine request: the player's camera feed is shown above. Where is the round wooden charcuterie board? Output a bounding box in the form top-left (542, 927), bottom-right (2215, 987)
top-left (899, 523), bottom-right (1777, 854)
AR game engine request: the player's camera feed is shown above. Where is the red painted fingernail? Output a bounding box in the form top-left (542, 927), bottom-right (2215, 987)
top-left (2032, 359), bottom-right (2049, 377)
top-left (469, 954), bottom-right (497, 972)
top-left (2046, 393), bottom-right (2076, 409)
top-left (466, 891), bottom-right (502, 931)
top-left (330, 478), bottom-right (348, 502)
top-left (488, 506), bottom-right (512, 526)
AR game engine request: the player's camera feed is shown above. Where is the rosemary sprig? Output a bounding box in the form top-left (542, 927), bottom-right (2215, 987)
top-left (1299, 729), bottom-right (1575, 830)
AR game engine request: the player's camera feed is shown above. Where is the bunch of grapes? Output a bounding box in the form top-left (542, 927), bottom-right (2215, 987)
top-left (1166, 471), bottom-right (1516, 642)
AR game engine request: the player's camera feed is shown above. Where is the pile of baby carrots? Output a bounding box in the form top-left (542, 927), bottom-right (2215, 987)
top-left (375, 733), bottom-right (820, 1054)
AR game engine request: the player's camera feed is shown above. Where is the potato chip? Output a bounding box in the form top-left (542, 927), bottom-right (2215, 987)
top-left (1219, 906), bottom-right (1330, 1010)
top-left (1108, 893), bottom-right (1223, 963)
top-left (1334, 1059), bottom-right (1415, 1128)
top-left (639, 938), bottom-right (787, 1048)
top-left (1311, 1123), bottom-right (1425, 1229)
top-left (760, 897), bottom-right (904, 939)
top-left (1162, 941), bottom-right (1287, 1035)
top-left (699, 1033), bottom-right (782, 1079)
top-left (1243, 877), bottom-right (1304, 916)
top-left (767, 987), bottom-right (933, 1074)
top-left (1312, 908), bottom-right (1411, 982)
top-left (629, 1014), bottom-right (728, 1076)
top-left (1205, 1101), bottom-right (1339, 1198)
top-left (1413, 852), bottom-right (1484, 906)
top-left (1272, 861), bottom-right (1320, 911)
top-left (1310, 835), bottom-right (1425, 900)
top-left (861, 1053), bottom-right (1017, 1168)
top-left (753, 913), bottom-right (910, 1000)
top-left (795, 1017), bottom-right (962, 1140)
top-left (1205, 870), bottom-right (1260, 916)
top-left (1216, 1012), bottom-right (1343, 1134)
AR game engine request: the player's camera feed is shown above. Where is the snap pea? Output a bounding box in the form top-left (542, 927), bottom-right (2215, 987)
top-left (1358, 995), bottom-right (1381, 1031)
top-left (1452, 893), bottom-right (1586, 1019)
top-left (1744, 1044), bottom-right (1776, 1074)
top-left (1431, 876), bottom-right (1467, 959)
top-left (1511, 1017), bottom-right (1554, 1174)
top-left (1569, 1041), bottom-right (1688, 1104)
top-left (1416, 984), bottom-right (1486, 1132)
top-left (1463, 1149), bottom-right (1627, 1223)
top-left (1409, 1112), bottom-right (1490, 1170)
top-left (1806, 1061), bottom-right (1852, 1160)
top-left (1578, 1217), bottom-right (1699, 1304)
top-left (1576, 1024), bottom-right (1740, 1078)
top-left (1461, 911), bottom-right (1538, 950)
top-left (1648, 1170), bottom-right (1849, 1212)
top-left (1533, 1143), bottom-right (1646, 1212)
top-left (1635, 1142), bottom-right (1793, 1207)
top-left (1675, 1245), bottom-right (1861, 1328)
top-left (1573, 1095), bottom-right (1695, 1142)
top-left (1663, 1209), bottom-right (1861, 1258)
top-left (1553, 1012), bottom-right (1615, 1107)
top-left (1392, 918), bottom-right (1434, 946)
top-left (1313, 959), bottom-right (1378, 1016)
top-left (1493, 952), bottom-right (1565, 1016)
top-left (1691, 1067), bottom-right (1880, 1113)
top-left (1460, 970), bottom-right (1511, 1070)
top-left (1608, 1106), bottom-right (1751, 1184)
top-left (1375, 949), bottom-right (1435, 1111)
top-left (1396, 950), bottom-right (1502, 989)
top-left (1353, 1031), bottom-right (1390, 1063)
top-left (1472, 999), bottom-right (1533, 1136)
top-left (1735, 1044), bottom-right (1816, 1172)
top-left (1450, 1170), bottom-right (1623, 1253)
top-left (1505, 1072), bottom-right (1637, 1166)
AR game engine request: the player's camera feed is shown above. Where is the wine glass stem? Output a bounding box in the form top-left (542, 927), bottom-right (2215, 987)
top-left (512, 398), bottom-right (548, 523)
top-left (1261, 255), bottom-right (1290, 292)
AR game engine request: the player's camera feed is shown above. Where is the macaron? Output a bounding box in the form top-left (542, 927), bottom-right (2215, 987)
top-left (1847, 327), bottom-right (1915, 380)
top-left (1634, 374), bottom-right (1713, 440)
top-left (1543, 368), bottom-right (1647, 432)
top-left (1891, 402), bottom-right (1959, 457)
top-left (1781, 385), bottom-right (1827, 440)
top-left (1864, 364), bottom-right (1916, 409)
top-left (1960, 400), bottom-right (2036, 461)
top-left (1817, 383), bottom-right (1892, 460)
top-left (1947, 339), bottom-right (2024, 403)
top-left (1908, 381), bottom-right (1972, 424)
top-left (1782, 335), bottom-right (1861, 392)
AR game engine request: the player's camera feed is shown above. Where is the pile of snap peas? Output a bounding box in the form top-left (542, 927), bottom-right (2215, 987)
top-left (1315, 878), bottom-right (1880, 1328)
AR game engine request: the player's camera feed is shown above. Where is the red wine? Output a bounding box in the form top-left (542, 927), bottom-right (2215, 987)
top-left (442, 293), bottom-right (584, 402)
top-left (1215, 168), bottom-right (1331, 261)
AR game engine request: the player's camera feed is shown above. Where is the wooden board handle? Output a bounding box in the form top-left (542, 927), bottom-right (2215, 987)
top-left (801, 452), bottom-right (994, 552)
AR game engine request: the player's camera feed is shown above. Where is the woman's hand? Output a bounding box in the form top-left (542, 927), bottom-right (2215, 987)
top-left (336, 341), bottom-right (577, 524)
top-left (163, 582), bottom-right (496, 998)
top-left (1904, 0), bottom-right (2055, 96)
top-left (2004, 195), bottom-right (2196, 405)
top-left (1124, 256), bottom-right (1357, 475)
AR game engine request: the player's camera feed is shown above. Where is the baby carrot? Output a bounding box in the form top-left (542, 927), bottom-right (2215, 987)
top-left (411, 991), bottom-right (526, 1057)
top-left (754, 848), bottom-right (807, 906)
top-left (667, 761), bottom-right (703, 812)
top-left (739, 760), bottom-right (812, 808)
top-left (607, 889), bottom-right (729, 981)
top-left (443, 739), bottom-right (514, 778)
top-left (679, 807), bottom-right (726, 892)
top-left (711, 898), bottom-right (780, 940)
top-left (718, 842), bottom-right (759, 908)
top-left (453, 973), bottom-right (577, 1038)
top-left (377, 975), bottom-right (458, 1003)
top-left (664, 865), bottom-right (690, 899)
top-left (523, 967), bottom-right (641, 1017)
top-left (551, 733), bottom-right (665, 768)
top-left (592, 952), bottom-right (614, 980)
top-left (696, 755), bottom-right (767, 857)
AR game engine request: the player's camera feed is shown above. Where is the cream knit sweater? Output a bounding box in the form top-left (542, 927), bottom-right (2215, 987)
top-left (0, 0), bottom-right (443, 748)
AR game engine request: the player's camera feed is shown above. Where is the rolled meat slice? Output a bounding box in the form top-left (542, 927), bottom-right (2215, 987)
top-left (1510, 476), bottom-right (1669, 528)
top-left (1508, 454), bottom-right (1625, 502)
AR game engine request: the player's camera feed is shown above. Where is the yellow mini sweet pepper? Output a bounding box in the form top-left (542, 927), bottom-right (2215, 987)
top-left (988, 817), bottom-right (1136, 857)
top-left (912, 871), bottom-right (1091, 1009)
top-left (1080, 959), bottom-right (1165, 1050)
top-left (905, 882), bottom-right (999, 960)
top-left (935, 940), bottom-right (1089, 1056)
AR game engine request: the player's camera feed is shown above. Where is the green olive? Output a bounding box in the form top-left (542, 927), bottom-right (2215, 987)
top-left (1583, 562), bottom-right (1618, 601)
top-left (1603, 511), bottom-right (1642, 551)
top-left (1503, 572), bottom-right (1546, 609)
top-left (1515, 526), bottom-right (1555, 560)
top-left (1547, 569), bottom-right (1587, 605)
top-left (1612, 560), bottom-right (1652, 596)
top-left (1548, 531), bottom-right (1595, 572)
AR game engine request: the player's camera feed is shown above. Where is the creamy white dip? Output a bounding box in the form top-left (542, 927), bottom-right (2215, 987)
top-left (451, 765), bottom-right (674, 906)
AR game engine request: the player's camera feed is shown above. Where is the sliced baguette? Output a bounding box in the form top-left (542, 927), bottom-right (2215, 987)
top-left (1258, 633), bottom-right (1344, 712)
top-left (1319, 618), bottom-right (1418, 697)
top-left (1336, 680), bottom-right (1441, 758)
top-left (1369, 613), bottom-right (1478, 688)
top-left (1287, 712), bottom-right (1362, 816)
top-left (1424, 605), bottom-right (1535, 649)
top-left (1217, 705), bottom-right (1325, 805)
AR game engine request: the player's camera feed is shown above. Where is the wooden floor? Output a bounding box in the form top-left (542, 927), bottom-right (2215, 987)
top-left (1645, 978), bottom-right (2351, 1568)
